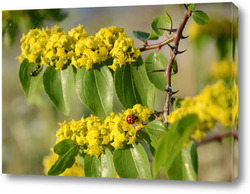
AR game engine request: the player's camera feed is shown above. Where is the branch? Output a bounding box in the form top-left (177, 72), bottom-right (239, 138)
top-left (139, 34), bottom-right (175, 52)
top-left (163, 6), bottom-right (192, 125)
top-left (194, 130), bottom-right (238, 147)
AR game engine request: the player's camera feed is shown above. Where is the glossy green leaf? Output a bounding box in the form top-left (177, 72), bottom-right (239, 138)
top-left (186, 4), bottom-right (195, 11)
top-left (145, 120), bottom-right (168, 138)
top-left (43, 66), bottom-right (73, 116)
top-left (192, 10), bottom-right (209, 25)
top-left (19, 59), bottom-right (43, 99)
top-left (48, 139), bottom-right (79, 175)
top-left (167, 141), bottom-right (198, 180)
top-left (164, 12), bottom-right (172, 33)
top-left (133, 30), bottom-right (150, 41)
top-left (136, 129), bottom-right (158, 155)
top-left (153, 114), bottom-right (198, 178)
top-left (148, 30), bottom-right (159, 40)
top-left (151, 13), bottom-right (172, 36)
top-left (84, 148), bottom-right (115, 178)
top-left (54, 139), bottom-right (78, 155)
top-left (145, 52), bottom-right (168, 91)
top-left (115, 56), bottom-right (151, 109)
top-left (76, 64), bottom-right (113, 120)
top-left (147, 84), bottom-right (156, 112)
top-left (113, 143), bottom-right (152, 179)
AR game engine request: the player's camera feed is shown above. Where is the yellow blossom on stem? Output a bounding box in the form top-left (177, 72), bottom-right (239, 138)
top-left (55, 104), bottom-right (151, 158)
top-left (168, 81), bottom-right (237, 141)
top-left (18, 25), bottom-right (140, 71)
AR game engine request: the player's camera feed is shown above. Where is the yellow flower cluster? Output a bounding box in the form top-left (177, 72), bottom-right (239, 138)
top-left (168, 81), bottom-right (238, 141)
top-left (43, 151), bottom-right (84, 177)
top-left (56, 104), bottom-right (151, 158)
top-left (18, 25), bottom-right (140, 71)
top-left (211, 59), bottom-right (237, 80)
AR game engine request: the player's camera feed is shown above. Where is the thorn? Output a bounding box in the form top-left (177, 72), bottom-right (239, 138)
top-left (172, 89), bottom-right (179, 95)
top-left (155, 26), bottom-right (177, 32)
top-left (181, 35), bottom-right (189, 39)
top-left (176, 49), bottom-right (187, 55)
top-left (167, 43), bottom-right (176, 51)
top-left (164, 88), bottom-right (179, 95)
top-left (143, 40), bottom-right (149, 47)
top-left (165, 87), bottom-right (172, 93)
top-left (184, 4), bottom-right (188, 10)
top-left (157, 46), bottom-right (162, 53)
top-left (147, 69), bottom-right (165, 73)
top-left (164, 32), bottom-right (170, 39)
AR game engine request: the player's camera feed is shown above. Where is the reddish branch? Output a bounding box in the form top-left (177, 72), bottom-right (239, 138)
top-left (139, 34), bottom-right (175, 52)
top-left (139, 5), bottom-right (192, 125)
top-left (163, 5), bottom-right (192, 125)
top-left (195, 130), bottom-right (238, 147)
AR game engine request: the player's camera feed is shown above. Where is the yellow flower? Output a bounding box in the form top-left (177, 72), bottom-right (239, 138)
top-left (55, 104), bottom-right (151, 158)
top-left (211, 59), bottom-right (237, 80)
top-left (168, 81), bottom-right (236, 141)
top-left (18, 25), bottom-right (140, 71)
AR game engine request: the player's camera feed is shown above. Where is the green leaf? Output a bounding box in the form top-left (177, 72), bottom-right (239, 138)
top-left (76, 64), bottom-right (113, 120)
top-left (167, 141), bottom-right (198, 181)
top-left (48, 139), bottom-right (79, 175)
top-left (19, 59), bottom-right (43, 99)
top-left (145, 120), bottom-right (168, 138)
top-left (172, 58), bottom-right (178, 74)
top-left (148, 30), bottom-right (159, 40)
top-left (113, 143), bottom-right (152, 179)
top-left (43, 65), bottom-right (73, 116)
top-left (133, 30), bottom-right (150, 41)
top-left (84, 148), bottom-right (115, 178)
top-left (192, 10), bottom-right (209, 25)
top-left (114, 56), bottom-right (151, 109)
top-left (147, 84), bottom-right (156, 112)
top-left (164, 12), bottom-right (172, 33)
top-left (151, 13), bottom-right (172, 36)
top-left (186, 4), bottom-right (196, 11)
top-left (136, 129), bottom-right (158, 155)
top-left (54, 139), bottom-right (78, 155)
top-left (145, 52), bottom-right (168, 91)
top-left (152, 114), bottom-right (198, 178)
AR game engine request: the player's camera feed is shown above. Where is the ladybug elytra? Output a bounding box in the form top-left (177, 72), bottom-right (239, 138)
top-left (126, 114), bottom-right (138, 124)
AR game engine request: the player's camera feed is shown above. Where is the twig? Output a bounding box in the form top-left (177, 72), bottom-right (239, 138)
top-left (139, 34), bottom-right (175, 52)
top-left (195, 130), bottom-right (238, 147)
top-left (163, 5), bottom-right (192, 125)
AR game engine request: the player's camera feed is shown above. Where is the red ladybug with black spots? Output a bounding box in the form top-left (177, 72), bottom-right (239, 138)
top-left (126, 114), bottom-right (138, 124)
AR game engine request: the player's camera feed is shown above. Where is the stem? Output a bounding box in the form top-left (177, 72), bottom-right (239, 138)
top-left (163, 6), bottom-right (192, 125)
top-left (139, 35), bottom-right (175, 52)
top-left (195, 130), bottom-right (238, 147)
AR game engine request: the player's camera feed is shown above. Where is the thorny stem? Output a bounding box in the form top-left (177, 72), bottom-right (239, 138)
top-left (139, 34), bottom-right (175, 52)
top-left (194, 130), bottom-right (238, 147)
top-left (163, 6), bottom-right (192, 125)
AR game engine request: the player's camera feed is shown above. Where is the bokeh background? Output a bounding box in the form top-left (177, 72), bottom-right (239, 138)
top-left (2, 3), bottom-right (238, 181)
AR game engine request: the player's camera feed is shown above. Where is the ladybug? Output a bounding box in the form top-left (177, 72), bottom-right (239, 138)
top-left (126, 114), bottom-right (138, 124)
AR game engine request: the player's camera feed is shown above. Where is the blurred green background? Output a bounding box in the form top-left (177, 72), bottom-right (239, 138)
top-left (2, 3), bottom-right (238, 181)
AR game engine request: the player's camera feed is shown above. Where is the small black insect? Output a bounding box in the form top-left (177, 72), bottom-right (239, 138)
top-left (29, 65), bottom-right (41, 77)
top-left (170, 97), bottom-right (176, 105)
